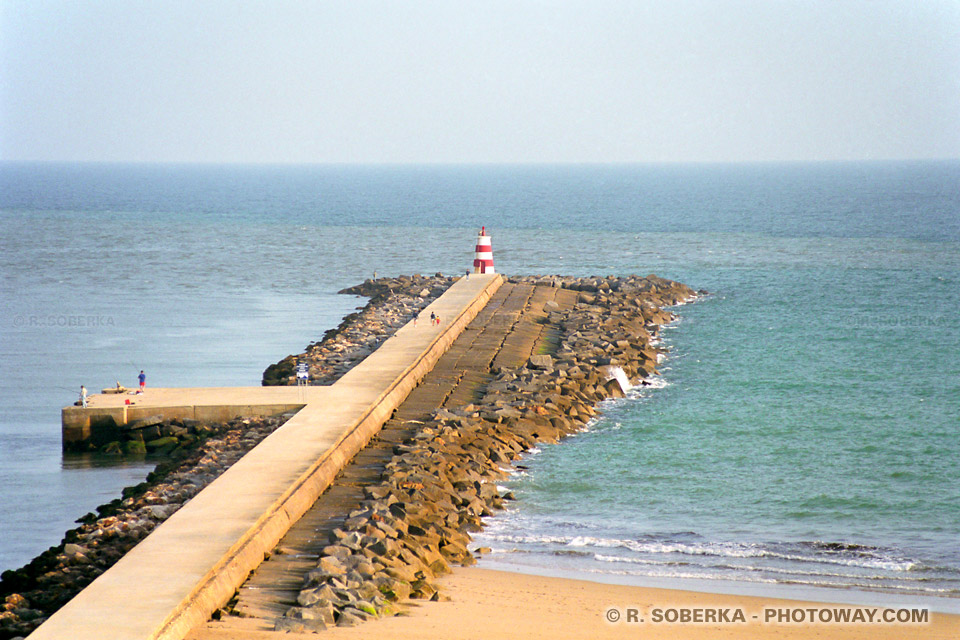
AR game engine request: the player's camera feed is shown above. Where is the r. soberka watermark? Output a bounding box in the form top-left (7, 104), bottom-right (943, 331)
top-left (604, 605), bottom-right (929, 625)
top-left (842, 313), bottom-right (950, 328)
top-left (12, 314), bottom-right (116, 328)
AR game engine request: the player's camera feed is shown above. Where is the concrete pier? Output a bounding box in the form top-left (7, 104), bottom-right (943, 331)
top-left (62, 386), bottom-right (323, 449)
top-left (31, 273), bottom-right (502, 640)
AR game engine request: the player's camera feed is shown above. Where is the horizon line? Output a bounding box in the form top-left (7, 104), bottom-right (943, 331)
top-left (2, 157), bottom-right (959, 168)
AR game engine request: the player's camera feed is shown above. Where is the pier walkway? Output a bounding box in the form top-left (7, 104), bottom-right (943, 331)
top-left (31, 273), bottom-right (502, 640)
top-left (191, 282), bottom-right (577, 636)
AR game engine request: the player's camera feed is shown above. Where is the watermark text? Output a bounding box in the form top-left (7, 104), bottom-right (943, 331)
top-left (604, 605), bottom-right (929, 626)
top-left (843, 314), bottom-right (949, 328)
top-left (13, 314), bottom-right (116, 328)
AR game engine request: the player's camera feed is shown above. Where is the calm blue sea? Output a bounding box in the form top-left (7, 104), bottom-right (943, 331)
top-left (1, 162), bottom-right (958, 609)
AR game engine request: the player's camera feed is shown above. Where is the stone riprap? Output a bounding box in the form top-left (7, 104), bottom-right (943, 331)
top-left (274, 274), bottom-right (698, 631)
top-left (0, 415), bottom-right (289, 640)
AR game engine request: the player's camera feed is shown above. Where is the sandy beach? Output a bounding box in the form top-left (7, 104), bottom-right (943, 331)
top-left (195, 567), bottom-right (960, 640)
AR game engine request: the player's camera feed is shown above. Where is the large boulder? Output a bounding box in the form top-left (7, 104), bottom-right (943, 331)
top-left (527, 355), bottom-right (554, 370)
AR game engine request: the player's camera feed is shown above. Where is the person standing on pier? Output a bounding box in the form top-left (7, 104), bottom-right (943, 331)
top-left (138, 370), bottom-right (146, 393)
top-left (79, 385), bottom-right (87, 408)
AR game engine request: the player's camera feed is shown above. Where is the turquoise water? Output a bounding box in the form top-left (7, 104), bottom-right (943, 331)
top-left (1, 163), bottom-right (957, 607)
top-left (476, 241), bottom-right (960, 606)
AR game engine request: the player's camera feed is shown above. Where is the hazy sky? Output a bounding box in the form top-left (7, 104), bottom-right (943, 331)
top-left (2, 1), bottom-right (959, 163)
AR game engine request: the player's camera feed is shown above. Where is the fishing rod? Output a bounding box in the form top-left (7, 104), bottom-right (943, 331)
top-left (52, 385), bottom-right (85, 393)
top-left (59, 362), bottom-right (143, 393)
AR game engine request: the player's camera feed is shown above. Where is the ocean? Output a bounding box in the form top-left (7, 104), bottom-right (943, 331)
top-left (1, 162), bottom-right (958, 609)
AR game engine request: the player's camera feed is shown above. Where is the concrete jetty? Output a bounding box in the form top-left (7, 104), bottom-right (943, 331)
top-left (62, 386), bottom-right (324, 449)
top-left (31, 273), bottom-right (502, 640)
top-left (199, 281), bottom-right (577, 633)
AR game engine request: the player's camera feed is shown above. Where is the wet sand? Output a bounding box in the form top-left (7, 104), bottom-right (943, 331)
top-left (197, 567), bottom-right (960, 640)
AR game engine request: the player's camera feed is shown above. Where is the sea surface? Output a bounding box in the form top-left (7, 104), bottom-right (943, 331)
top-left (1, 162), bottom-right (958, 609)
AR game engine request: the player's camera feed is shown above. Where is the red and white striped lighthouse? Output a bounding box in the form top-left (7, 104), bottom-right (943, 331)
top-left (473, 226), bottom-right (495, 274)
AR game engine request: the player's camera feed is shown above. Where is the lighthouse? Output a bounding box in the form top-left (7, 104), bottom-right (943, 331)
top-left (473, 226), bottom-right (495, 274)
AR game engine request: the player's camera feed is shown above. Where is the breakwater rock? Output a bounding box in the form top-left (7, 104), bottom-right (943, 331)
top-left (0, 415), bottom-right (289, 640)
top-left (276, 274), bottom-right (698, 631)
top-left (77, 415), bottom-right (232, 456)
top-left (262, 274), bottom-right (456, 386)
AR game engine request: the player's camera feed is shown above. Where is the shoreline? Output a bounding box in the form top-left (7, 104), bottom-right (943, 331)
top-left (461, 299), bottom-right (960, 614)
top-left (197, 567), bottom-right (960, 640)
top-left (474, 558), bottom-right (960, 615)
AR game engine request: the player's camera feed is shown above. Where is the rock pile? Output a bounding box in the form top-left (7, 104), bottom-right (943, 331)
top-left (513, 273), bottom-right (700, 306)
top-left (82, 414), bottom-right (226, 456)
top-left (263, 274), bottom-right (455, 386)
top-left (276, 274), bottom-right (698, 631)
top-left (0, 415), bottom-right (289, 640)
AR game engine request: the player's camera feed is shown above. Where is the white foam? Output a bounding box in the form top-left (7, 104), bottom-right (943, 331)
top-left (628, 376), bottom-right (669, 394)
top-left (761, 550), bottom-right (920, 572)
top-left (721, 563), bottom-right (938, 583)
top-left (485, 534), bottom-right (923, 573)
top-left (594, 553), bottom-right (934, 583)
top-left (580, 565), bottom-right (956, 594)
top-left (580, 566), bottom-right (778, 584)
top-left (594, 553), bottom-right (683, 567)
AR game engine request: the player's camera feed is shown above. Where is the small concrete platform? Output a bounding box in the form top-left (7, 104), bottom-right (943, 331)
top-left (63, 386), bottom-right (334, 448)
top-left (32, 273), bottom-right (502, 640)
top-left (72, 386), bottom-right (332, 410)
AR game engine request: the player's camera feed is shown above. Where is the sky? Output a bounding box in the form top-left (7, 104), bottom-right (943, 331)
top-left (1, 0), bottom-right (959, 164)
